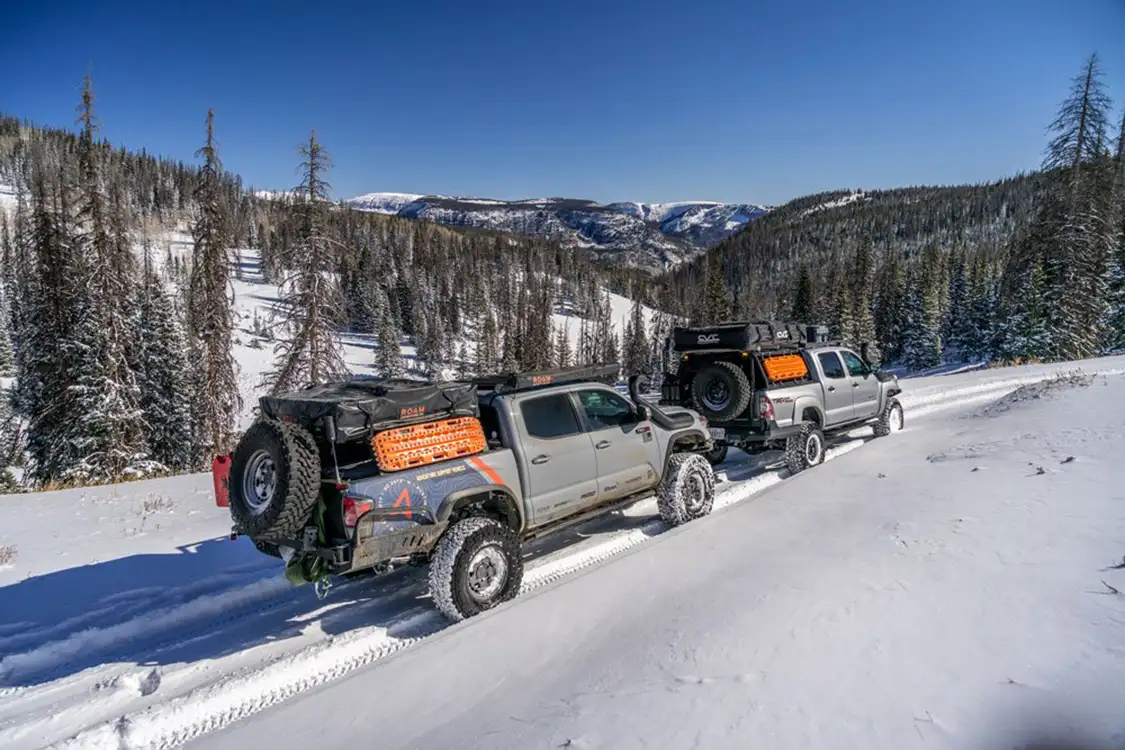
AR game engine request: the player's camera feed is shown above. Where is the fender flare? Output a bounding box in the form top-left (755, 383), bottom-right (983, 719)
top-left (791, 396), bottom-right (826, 426)
top-left (661, 428), bottom-right (710, 477)
top-left (436, 484), bottom-right (524, 533)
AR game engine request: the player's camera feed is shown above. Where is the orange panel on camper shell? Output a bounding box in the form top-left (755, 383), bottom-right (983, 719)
top-left (762, 354), bottom-right (809, 382)
top-left (372, 416), bottom-right (487, 473)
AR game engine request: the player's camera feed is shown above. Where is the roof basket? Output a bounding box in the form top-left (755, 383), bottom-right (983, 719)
top-left (474, 363), bottom-right (620, 394)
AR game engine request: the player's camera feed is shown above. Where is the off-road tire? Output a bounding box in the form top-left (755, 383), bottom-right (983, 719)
top-left (784, 422), bottom-right (825, 475)
top-left (229, 419), bottom-right (321, 540)
top-left (703, 441), bottom-right (728, 466)
top-left (690, 361), bottom-right (752, 421)
top-left (657, 453), bottom-right (715, 527)
top-left (873, 398), bottom-right (904, 438)
top-left (429, 517), bottom-right (524, 622)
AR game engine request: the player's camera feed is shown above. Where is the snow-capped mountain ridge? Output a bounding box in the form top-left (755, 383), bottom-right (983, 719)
top-left (344, 192), bottom-right (769, 271)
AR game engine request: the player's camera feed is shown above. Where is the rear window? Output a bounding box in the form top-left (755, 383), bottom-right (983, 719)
top-left (520, 394), bottom-right (582, 439)
top-left (818, 352), bottom-right (846, 379)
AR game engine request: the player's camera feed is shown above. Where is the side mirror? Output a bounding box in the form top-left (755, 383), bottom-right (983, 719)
top-left (635, 404), bottom-right (651, 422)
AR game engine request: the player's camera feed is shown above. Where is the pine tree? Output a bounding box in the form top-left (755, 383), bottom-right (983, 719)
top-left (874, 252), bottom-right (906, 362)
top-left (699, 255), bottom-right (730, 324)
top-left (374, 287), bottom-right (404, 377)
top-left (0, 282), bottom-right (13, 378)
top-left (830, 280), bottom-right (855, 347)
top-left (850, 238), bottom-right (877, 345)
top-left (455, 341), bottom-right (470, 379)
top-left (64, 76), bottom-right (154, 483)
top-left (791, 263), bottom-right (814, 322)
top-left (188, 109), bottom-right (240, 462)
top-left (623, 297), bottom-right (649, 375)
top-left (1107, 110), bottom-right (1125, 350)
top-left (901, 251), bottom-right (944, 370)
top-left (137, 244), bottom-right (194, 471)
top-left (555, 323), bottom-right (572, 368)
top-left (267, 130), bottom-right (347, 393)
top-left (1040, 55), bottom-right (1114, 359)
top-left (475, 309), bottom-right (499, 375)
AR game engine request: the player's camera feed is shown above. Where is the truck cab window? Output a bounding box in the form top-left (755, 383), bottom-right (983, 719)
top-left (520, 394), bottom-right (582, 439)
top-left (818, 352), bottom-right (846, 379)
top-left (840, 350), bottom-right (868, 377)
top-left (577, 389), bottom-right (634, 429)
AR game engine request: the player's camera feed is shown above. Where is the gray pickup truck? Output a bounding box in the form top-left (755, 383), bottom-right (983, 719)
top-left (660, 321), bottom-right (904, 474)
top-left (216, 365), bottom-right (715, 622)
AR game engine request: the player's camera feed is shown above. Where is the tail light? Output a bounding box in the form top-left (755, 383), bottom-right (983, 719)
top-left (758, 395), bottom-right (775, 422)
top-left (343, 496), bottom-right (374, 529)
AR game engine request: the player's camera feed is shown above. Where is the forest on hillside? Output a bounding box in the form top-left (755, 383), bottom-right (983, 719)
top-left (0, 81), bottom-right (666, 490)
top-left (668, 54), bottom-right (1125, 370)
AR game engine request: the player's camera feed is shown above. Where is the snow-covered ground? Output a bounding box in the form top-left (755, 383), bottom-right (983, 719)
top-left (1, 356), bottom-right (1123, 750)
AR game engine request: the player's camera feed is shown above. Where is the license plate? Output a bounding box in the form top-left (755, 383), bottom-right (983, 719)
top-left (709, 427), bottom-right (726, 440)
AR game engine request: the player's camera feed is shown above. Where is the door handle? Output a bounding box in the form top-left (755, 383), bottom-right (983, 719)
top-left (852, 382), bottom-right (860, 388)
top-left (531, 454), bottom-right (551, 465)
top-left (595, 440), bottom-right (612, 449)
top-left (827, 385), bottom-right (836, 392)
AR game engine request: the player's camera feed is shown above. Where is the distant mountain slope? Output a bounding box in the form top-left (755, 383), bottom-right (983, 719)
top-left (345, 193), bottom-right (768, 271)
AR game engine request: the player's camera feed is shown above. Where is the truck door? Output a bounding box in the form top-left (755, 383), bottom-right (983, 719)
top-left (815, 351), bottom-right (854, 424)
top-left (840, 349), bottom-right (880, 420)
top-left (515, 392), bottom-right (600, 525)
top-left (574, 387), bottom-right (661, 505)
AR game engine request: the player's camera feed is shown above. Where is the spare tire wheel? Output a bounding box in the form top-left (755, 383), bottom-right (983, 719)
top-left (229, 419), bottom-right (322, 539)
top-left (690, 361), bottom-right (752, 421)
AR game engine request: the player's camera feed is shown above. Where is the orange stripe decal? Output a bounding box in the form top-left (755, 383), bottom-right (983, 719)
top-left (469, 456), bottom-right (504, 485)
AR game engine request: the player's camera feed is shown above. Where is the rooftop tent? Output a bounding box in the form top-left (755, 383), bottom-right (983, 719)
top-left (259, 377), bottom-right (479, 443)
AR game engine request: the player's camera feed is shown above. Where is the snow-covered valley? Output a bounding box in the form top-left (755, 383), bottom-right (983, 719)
top-left (1, 357), bottom-right (1123, 749)
top-left (343, 193), bottom-right (769, 270)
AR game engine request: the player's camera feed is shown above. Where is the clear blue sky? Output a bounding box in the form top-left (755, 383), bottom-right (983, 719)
top-left (2, 0), bottom-right (1123, 205)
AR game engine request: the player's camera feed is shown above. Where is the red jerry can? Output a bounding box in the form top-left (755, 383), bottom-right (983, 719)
top-left (212, 455), bottom-right (232, 508)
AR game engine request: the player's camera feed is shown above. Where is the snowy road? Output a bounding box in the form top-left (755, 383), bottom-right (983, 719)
top-left (1, 357), bottom-right (1123, 750)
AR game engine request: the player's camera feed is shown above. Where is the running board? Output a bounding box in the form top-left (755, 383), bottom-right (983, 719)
top-left (522, 490), bottom-right (655, 543)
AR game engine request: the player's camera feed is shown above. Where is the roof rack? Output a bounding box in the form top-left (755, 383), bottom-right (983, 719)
top-left (473, 363), bottom-right (620, 394)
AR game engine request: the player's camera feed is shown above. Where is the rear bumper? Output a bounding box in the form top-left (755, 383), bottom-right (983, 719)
top-left (242, 507), bottom-right (445, 576)
top-left (708, 421), bottom-right (799, 445)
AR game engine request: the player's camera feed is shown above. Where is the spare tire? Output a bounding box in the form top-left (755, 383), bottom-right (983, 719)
top-left (690, 361), bottom-right (752, 421)
top-left (229, 419), bottom-right (321, 539)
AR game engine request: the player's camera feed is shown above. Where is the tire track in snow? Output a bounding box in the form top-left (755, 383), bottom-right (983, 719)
top-left (42, 363), bottom-right (1125, 749)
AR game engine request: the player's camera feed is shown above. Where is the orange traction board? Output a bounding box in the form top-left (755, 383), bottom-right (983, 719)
top-left (762, 353), bottom-right (809, 382)
top-left (372, 416), bottom-right (487, 473)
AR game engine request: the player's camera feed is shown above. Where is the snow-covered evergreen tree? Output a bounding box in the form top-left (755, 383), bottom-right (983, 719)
top-left (901, 252), bottom-right (943, 371)
top-left (850, 238), bottom-right (877, 346)
top-left (1040, 54), bottom-right (1114, 360)
top-left (623, 297), bottom-right (649, 376)
top-left (791, 263), bottom-right (813, 322)
top-left (266, 130), bottom-right (347, 393)
top-left (188, 109), bottom-right (240, 462)
top-left (63, 76), bottom-right (155, 484)
top-left (555, 323), bottom-right (572, 368)
top-left (374, 287), bottom-right (404, 378)
top-left (475, 309), bottom-right (499, 375)
top-left (136, 246), bottom-right (194, 471)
